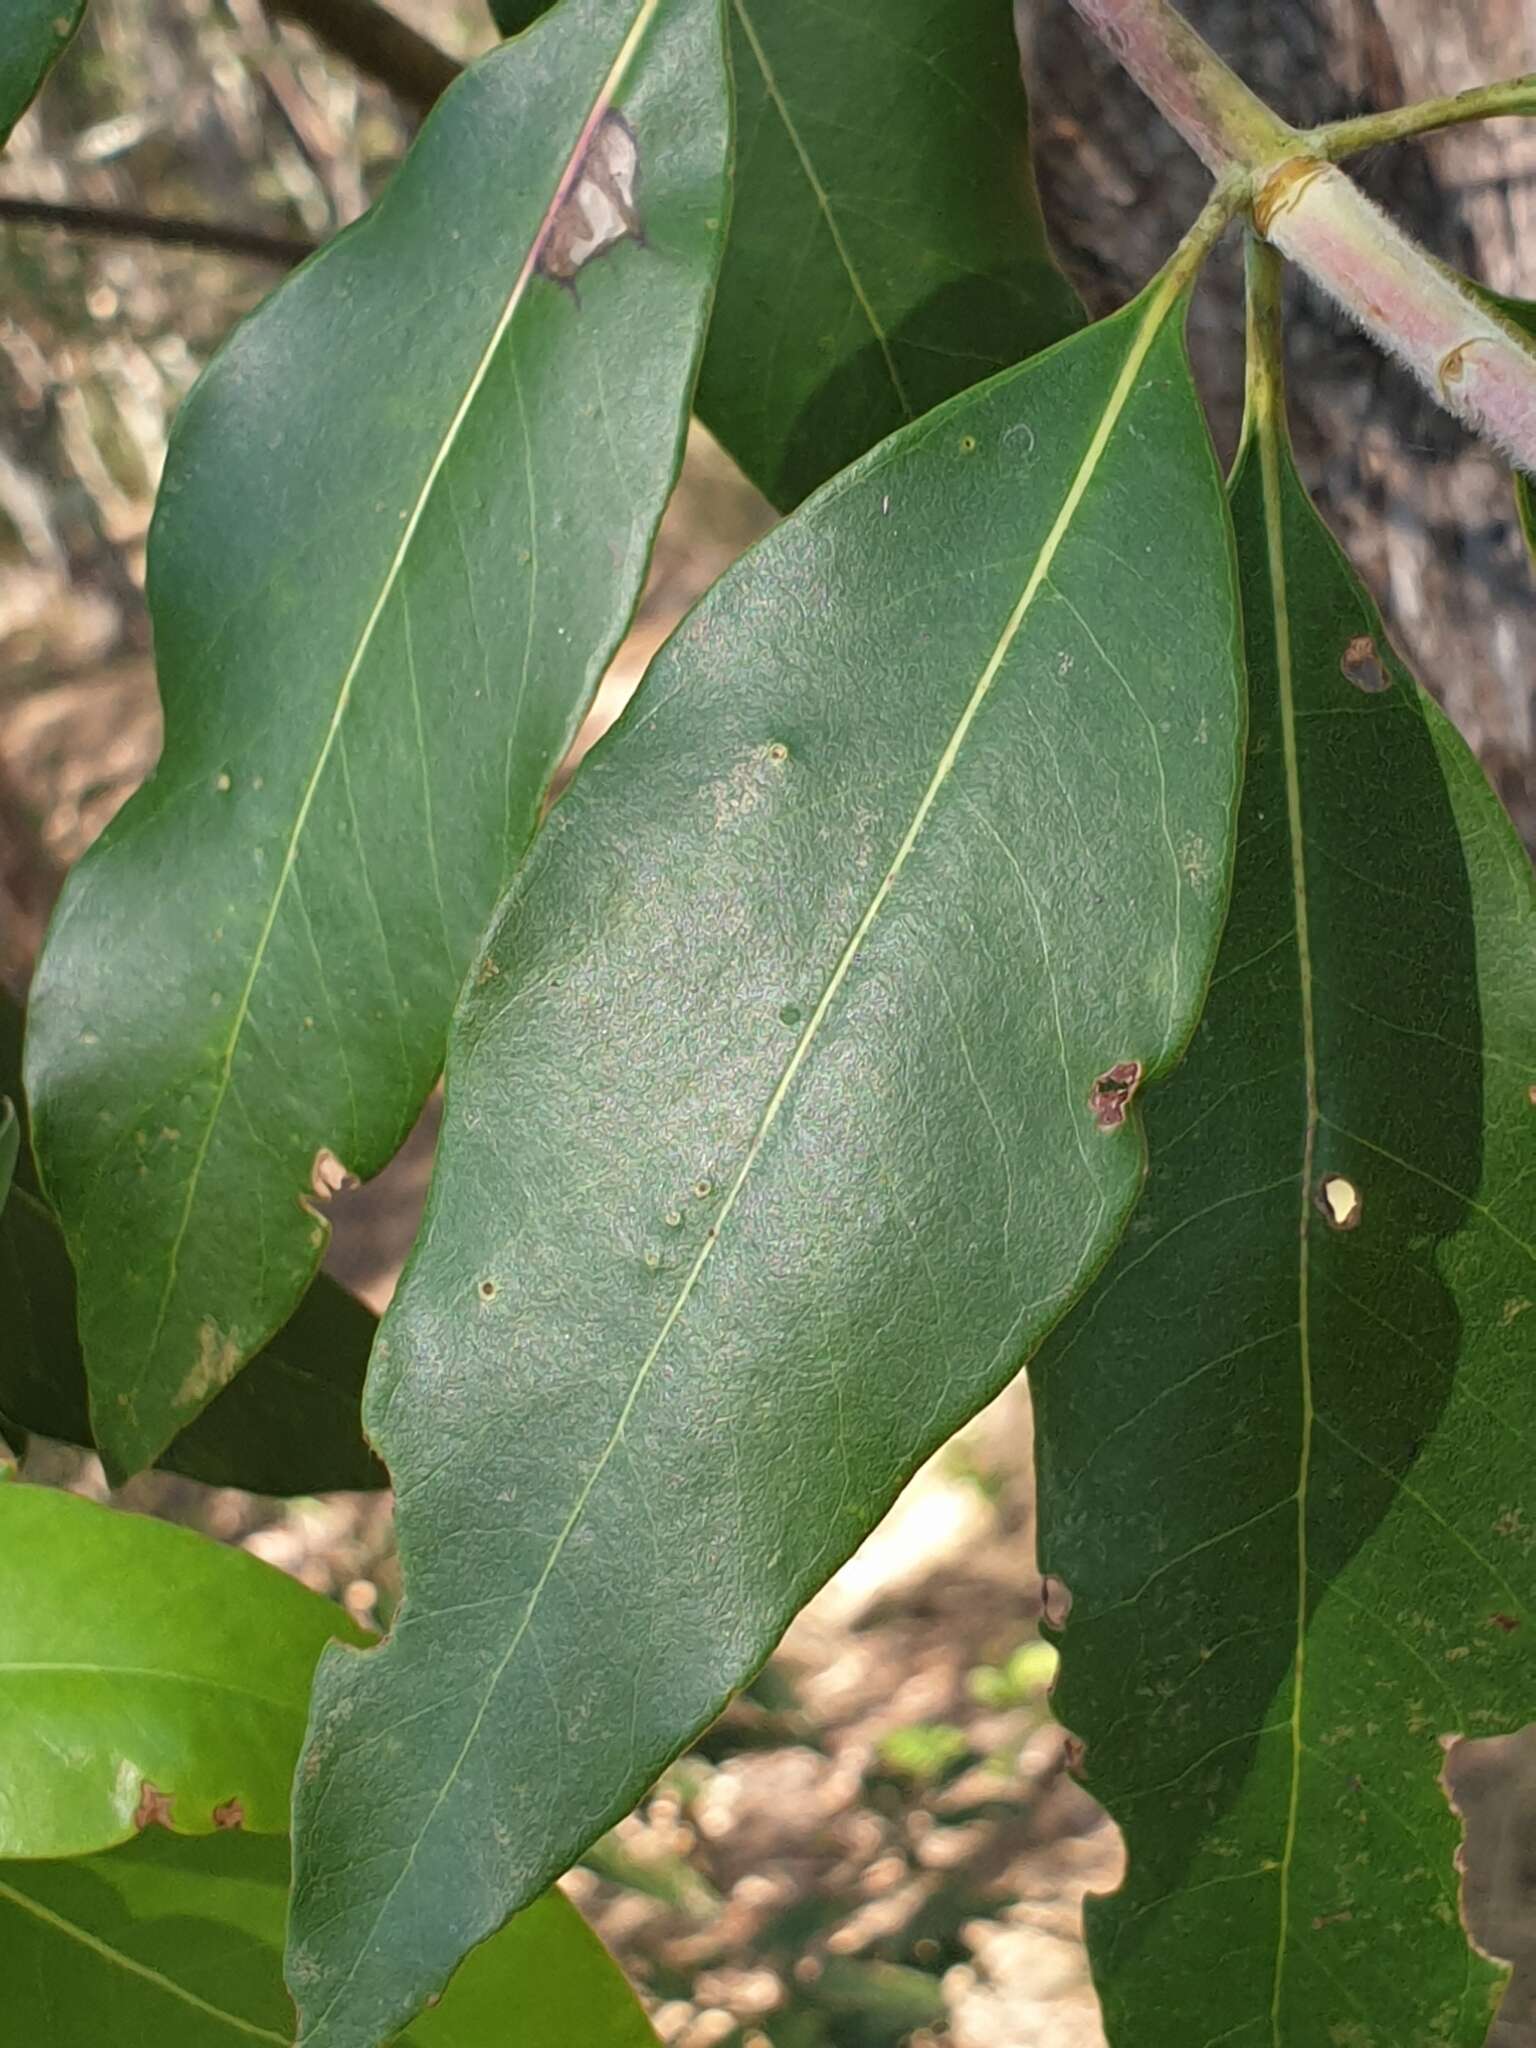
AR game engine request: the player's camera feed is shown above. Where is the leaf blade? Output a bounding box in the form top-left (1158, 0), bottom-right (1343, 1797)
top-left (1, 0), bottom-right (85, 147)
top-left (1, 1833), bottom-right (657, 2046)
top-left (25, 0), bottom-right (731, 1478)
top-left (0, 1476), bottom-right (367, 1857)
top-left (1030, 294), bottom-right (1536, 2045)
top-left (0, 992), bottom-right (383, 1494)
top-left (697, 0), bottom-right (1084, 506)
top-left (287, 279), bottom-right (1246, 2046)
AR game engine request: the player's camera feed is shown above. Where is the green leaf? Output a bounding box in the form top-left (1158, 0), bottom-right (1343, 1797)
top-left (700, 0), bottom-right (1084, 507)
top-left (0, 1097), bottom-right (16, 1203)
top-left (0, 1175), bottom-right (385, 1493)
top-left (0, 993), bottom-right (383, 1494)
top-left (0, 1474), bottom-right (367, 1856)
top-left (25, 0), bottom-right (731, 1481)
top-left (1029, 278), bottom-right (1536, 2045)
top-left (1, 0), bottom-right (85, 146)
top-left (490, 0), bottom-right (556, 28)
top-left (0, 1832), bottom-right (658, 2045)
top-left (287, 276), bottom-right (1246, 2046)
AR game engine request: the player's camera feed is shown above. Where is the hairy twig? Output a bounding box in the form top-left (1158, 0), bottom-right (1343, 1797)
top-left (1068, 0), bottom-right (1536, 474)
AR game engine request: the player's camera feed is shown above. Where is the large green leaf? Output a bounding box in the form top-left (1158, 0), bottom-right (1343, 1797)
top-left (25, 0), bottom-right (731, 1481)
top-left (1030, 258), bottom-right (1536, 2045)
top-left (0, 1474), bottom-right (367, 1856)
top-left (0, 1832), bottom-right (658, 2045)
top-left (702, 0), bottom-right (1083, 507)
top-left (0, 994), bottom-right (383, 1493)
top-left (286, 275), bottom-right (1246, 2045)
top-left (1, 0), bottom-right (86, 146)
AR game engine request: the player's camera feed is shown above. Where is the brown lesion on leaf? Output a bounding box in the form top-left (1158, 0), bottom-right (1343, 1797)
top-left (1440, 1723), bottom-right (1536, 1988)
top-left (310, 1148), bottom-right (359, 1202)
top-left (175, 1318), bottom-right (243, 1411)
top-left (1089, 1061), bottom-right (1143, 1132)
top-left (213, 1797), bottom-right (245, 1829)
top-left (1038, 1573), bottom-right (1073, 1631)
top-left (537, 109), bottom-right (642, 289)
top-left (135, 1782), bottom-right (175, 1830)
top-left (1314, 1173), bottom-right (1362, 1231)
top-left (1340, 633), bottom-right (1391, 693)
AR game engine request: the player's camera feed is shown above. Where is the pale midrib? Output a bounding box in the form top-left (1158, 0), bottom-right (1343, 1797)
top-left (357, 269), bottom-right (1189, 1997)
top-left (2, 1660), bottom-right (295, 1710)
top-left (729, 0), bottom-right (912, 420)
top-left (0, 1874), bottom-right (289, 2043)
top-left (1261, 406), bottom-right (1317, 2044)
top-left (139, 0), bottom-right (664, 1402)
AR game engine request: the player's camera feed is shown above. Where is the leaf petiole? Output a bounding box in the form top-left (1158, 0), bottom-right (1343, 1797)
top-left (1308, 74), bottom-right (1536, 160)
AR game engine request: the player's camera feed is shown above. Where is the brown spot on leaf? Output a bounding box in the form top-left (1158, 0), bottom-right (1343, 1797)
top-left (1340, 633), bottom-right (1391, 693)
top-left (1315, 1173), bottom-right (1362, 1231)
top-left (135, 1782), bottom-right (175, 1830)
top-left (1089, 1061), bottom-right (1142, 1132)
top-left (175, 1319), bottom-right (243, 1411)
top-left (213, 1798), bottom-right (245, 1829)
top-left (1039, 1574), bottom-right (1073, 1631)
top-left (537, 110), bottom-right (641, 287)
top-left (1490, 1614), bottom-right (1520, 1634)
top-left (311, 1148), bottom-right (359, 1201)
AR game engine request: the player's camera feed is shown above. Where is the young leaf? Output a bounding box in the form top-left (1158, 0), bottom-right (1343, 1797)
top-left (0, 1474), bottom-right (367, 1856)
top-left (699, 0), bottom-right (1084, 507)
top-left (1, 0), bottom-right (85, 146)
top-left (1030, 264), bottom-right (1536, 2046)
top-left (0, 994), bottom-right (383, 1493)
top-left (24, 0), bottom-right (731, 1481)
top-left (0, 1833), bottom-right (658, 2046)
top-left (287, 274), bottom-right (1246, 2046)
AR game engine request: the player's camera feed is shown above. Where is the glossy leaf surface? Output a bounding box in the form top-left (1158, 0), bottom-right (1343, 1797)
top-left (0, 1833), bottom-right (657, 2045)
top-left (287, 281), bottom-right (1246, 2046)
top-left (1, 0), bottom-right (85, 145)
top-left (0, 995), bottom-right (382, 1493)
top-left (700, 0), bottom-right (1083, 507)
top-left (1031, 308), bottom-right (1536, 2045)
top-left (26, 0), bottom-right (730, 1479)
top-left (0, 1475), bottom-right (366, 1856)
